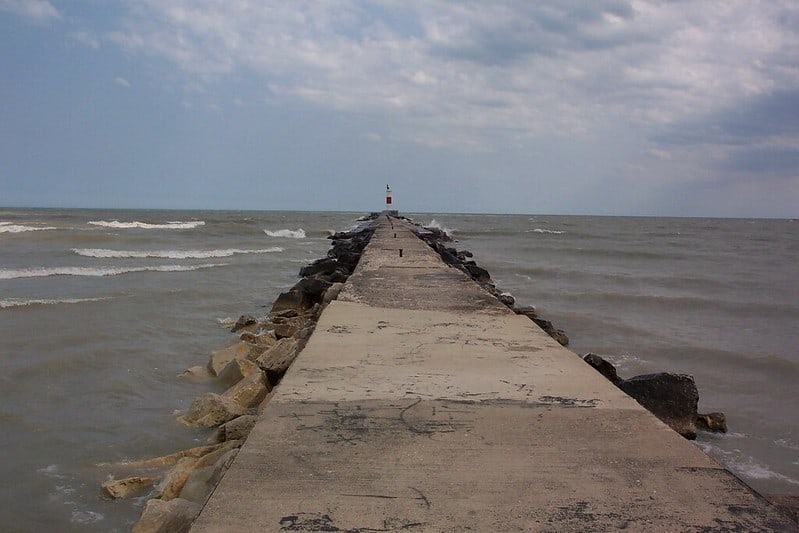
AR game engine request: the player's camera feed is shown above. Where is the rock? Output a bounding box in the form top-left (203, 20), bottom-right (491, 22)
top-left (530, 317), bottom-right (569, 346)
top-left (498, 293), bottom-right (515, 307)
top-left (218, 415), bottom-right (258, 442)
top-left (256, 338), bottom-right (299, 385)
top-left (619, 373), bottom-right (699, 439)
top-left (177, 366), bottom-right (213, 382)
top-left (102, 476), bottom-right (155, 499)
top-left (152, 457), bottom-right (197, 501)
top-left (293, 276), bottom-right (332, 304)
top-left (239, 331), bottom-right (277, 347)
top-left (230, 314), bottom-right (257, 333)
top-left (179, 393), bottom-right (247, 428)
top-left (217, 358), bottom-right (260, 387)
top-left (582, 353), bottom-right (621, 385)
top-left (222, 370), bottom-right (270, 409)
top-left (513, 305), bottom-right (537, 318)
top-left (272, 321), bottom-right (300, 339)
top-left (463, 264), bottom-right (491, 283)
top-left (299, 257), bottom-right (340, 277)
top-left (270, 289), bottom-right (311, 314)
top-left (766, 495), bottom-right (799, 522)
top-left (179, 448), bottom-right (239, 505)
top-left (697, 412), bottom-right (727, 433)
top-left (131, 497), bottom-right (201, 533)
top-left (322, 282), bottom-right (344, 306)
top-left (117, 442), bottom-right (233, 468)
top-left (269, 308), bottom-right (299, 319)
top-left (207, 341), bottom-right (253, 376)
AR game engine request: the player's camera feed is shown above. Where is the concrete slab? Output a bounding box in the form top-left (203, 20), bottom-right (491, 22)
top-left (191, 217), bottom-right (796, 531)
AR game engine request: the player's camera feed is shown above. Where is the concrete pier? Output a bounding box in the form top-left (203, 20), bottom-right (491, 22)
top-left (191, 217), bottom-right (795, 531)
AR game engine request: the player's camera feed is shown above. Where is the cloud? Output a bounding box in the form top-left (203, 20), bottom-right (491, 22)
top-left (0, 0), bottom-right (60, 24)
top-left (114, 77), bottom-right (131, 88)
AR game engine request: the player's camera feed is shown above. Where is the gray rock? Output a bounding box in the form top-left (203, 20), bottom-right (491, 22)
top-left (179, 449), bottom-right (239, 505)
top-left (179, 393), bottom-right (247, 428)
top-left (697, 412), bottom-right (727, 433)
top-left (583, 353), bottom-right (621, 385)
top-left (230, 314), bottom-right (257, 333)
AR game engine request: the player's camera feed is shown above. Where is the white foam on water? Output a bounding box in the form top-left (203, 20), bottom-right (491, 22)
top-left (0, 264), bottom-right (226, 280)
top-left (425, 219), bottom-right (455, 237)
top-left (0, 223), bottom-right (59, 233)
top-left (216, 317), bottom-right (236, 328)
top-left (72, 510), bottom-right (104, 524)
top-left (263, 228), bottom-right (306, 239)
top-left (528, 228), bottom-right (565, 234)
top-left (0, 297), bottom-right (111, 309)
top-left (72, 247), bottom-right (283, 259)
top-left (696, 441), bottom-right (799, 486)
top-left (775, 438), bottom-right (799, 451)
top-left (87, 220), bottom-right (205, 229)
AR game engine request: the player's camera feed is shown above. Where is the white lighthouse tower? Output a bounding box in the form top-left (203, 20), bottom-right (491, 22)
top-left (386, 184), bottom-right (393, 211)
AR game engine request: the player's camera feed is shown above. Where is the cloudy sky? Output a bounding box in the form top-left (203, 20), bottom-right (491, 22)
top-left (1, 1), bottom-right (797, 217)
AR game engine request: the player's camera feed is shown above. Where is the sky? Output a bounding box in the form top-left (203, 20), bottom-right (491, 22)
top-left (1, 1), bottom-right (798, 217)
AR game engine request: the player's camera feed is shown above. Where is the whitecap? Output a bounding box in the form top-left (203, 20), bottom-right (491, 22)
top-left (264, 228), bottom-right (306, 239)
top-left (72, 247), bottom-right (282, 259)
top-left (528, 228), bottom-right (564, 234)
top-left (0, 264), bottom-right (226, 280)
top-left (71, 510), bottom-right (104, 524)
top-left (0, 297), bottom-right (111, 309)
top-left (216, 317), bottom-right (236, 328)
top-left (87, 220), bottom-right (205, 230)
top-left (0, 223), bottom-right (59, 233)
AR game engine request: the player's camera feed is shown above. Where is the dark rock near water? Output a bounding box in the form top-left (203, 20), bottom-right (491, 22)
top-left (464, 264), bottom-right (491, 283)
top-left (619, 373), bottom-right (699, 439)
top-left (583, 353), bottom-right (621, 385)
top-left (299, 258), bottom-right (340, 278)
top-left (530, 317), bottom-right (569, 346)
top-left (231, 314), bottom-right (257, 333)
top-left (697, 412), bottom-right (727, 433)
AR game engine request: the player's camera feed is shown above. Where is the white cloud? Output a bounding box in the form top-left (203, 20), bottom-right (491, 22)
top-left (0, 0), bottom-right (60, 24)
top-left (114, 77), bottom-right (131, 88)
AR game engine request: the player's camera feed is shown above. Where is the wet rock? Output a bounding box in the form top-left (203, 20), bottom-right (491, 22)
top-left (102, 476), bottom-right (155, 499)
top-left (619, 373), bottom-right (699, 439)
top-left (513, 305), bottom-right (537, 318)
top-left (530, 317), bottom-right (569, 346)
top-left (118, 443), bottom-right (233, 468)
top-left (152, 457), bottom-right (197, 501)
top-left (269, 308), bottom-right (298, 319)
top-left (270, 289), bottom-right (311, 314)
top-left (299, 257), bottom-right (340, 277)
top-left (179, 393), bottom-right (247, 428)
top-left (216, 415), bottom-right (258, 443)
top-left (697, 412), bottom-right (727, 433)
top-left (464, 264), bottom-right (491, 283)
top-left (230, 314), bottom-right (257, 333)
top-left (582, 353), bottom-right (622, 386)
top-left (177, 366), bottom-right (213, 382)
top-left (497, 293), bottom-right (515, 307)
top-left (239, 331), bottom-right (277, 347)
top-left (131, 497), bottom-right (201, 533)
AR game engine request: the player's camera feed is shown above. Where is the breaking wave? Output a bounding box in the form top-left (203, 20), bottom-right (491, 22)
top-left (0, 222), bottom-right (59, 233)
top-left (424, 219), bottom-right (454, 237)
top-left (0, 264), bottom-right (225, 280)
top-left (72, 247), bottom-right (283, 259)
top-left (0, 297), bottom-right (112, 309)
top-left (528, 228), bottom-right (565, 234)
top-left (87, 220), bottom-right (205, 230)
top-left (264, 228), bottom-right (306, 239)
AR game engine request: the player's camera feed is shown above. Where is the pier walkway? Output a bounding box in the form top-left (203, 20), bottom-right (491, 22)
top-left (191, 217), bottom-right (794, 531)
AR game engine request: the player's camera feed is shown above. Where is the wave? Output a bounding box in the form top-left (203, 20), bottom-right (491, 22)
top-left (0, 222), bottom-right (59, 233)
top-left (0, 264), bottom-right (225, 280)
top-left (72, 247), bottom-right (283, 259)
top-left (87, 220), bottom-right (205, 229)
top-left (528, 228), bottom-right (565, 235)
top-left (0, 297), bottom-right (112, 309)
top-left (264, 228), bottom-right (306, 239)
top-left (424, 219), bottom-right (455, 237)
top-left (696, 441), bottom-right (799, 486)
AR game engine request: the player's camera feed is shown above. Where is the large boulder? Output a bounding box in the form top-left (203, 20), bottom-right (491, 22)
top-left (619, 373), bottom-right (699, 439)
top-left (230, 314), bottom-right (258, 333)
top-left (179, 393), bottom-right (247, 428)
top-left (179, 448), bottom-right (239, 505)
top-left (131, 498), bottom-right (201, 533)
top-left (256, 338), bottom-right (299, 385)
top-left (299, 258), bottom-right (340, 277)
top-left (216, 358), bottom-right (260, 387)
top-left (152, 457), bottom-right (198, 501)
top-left (207, 342), bottom-right (253, 376)
top-left (582, 353), bottom-right (622, 386)
top-left (222, 370), bottom-right (270, 409)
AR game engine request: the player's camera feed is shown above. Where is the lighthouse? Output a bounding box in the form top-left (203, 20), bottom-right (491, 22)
top-left (386, 184), bottom-right (393, 210)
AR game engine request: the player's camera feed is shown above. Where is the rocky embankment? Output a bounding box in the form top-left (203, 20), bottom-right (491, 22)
top-left (100, 218), bottom-right (377, 533)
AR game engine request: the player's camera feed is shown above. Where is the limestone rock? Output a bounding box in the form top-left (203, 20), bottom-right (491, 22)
top-left (118, 442), bottom-right (233, 468)
top-left (179, 393), bottom-right (247, 428)
top-left (222, 370), bottom-right (270, 409)
top-left (583, 353), bottom-right (621, 385)
top-left (619, 373), bottom-right (699, 439)
top-left (207, 341), bottom-right (254, 376)
top-left (152, 457), bottom-right (198, 501)
top-left (239, 331), bottom-right (277, 347)
top-left (697, 412), bottom-right (727, 433)
top-left (322, 282), bottom-right (344, 306)
top-left (177, 366), bottom-right (213, 382)
top-left (131, 497), bottom-right (201, 533)
top-left (219, 415), bottom-right (258, 442)
top-left (179, 449), bottom-right (239, 505)
top-left (270, 289), bottom-right (310, 314)
top-left (217, 358), bottom-right (260, 388)
top-left (256, 338), bottom-right (299, 385)
top-left (102, 476), bottom-right (155, 499)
